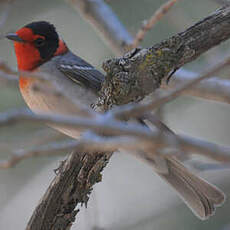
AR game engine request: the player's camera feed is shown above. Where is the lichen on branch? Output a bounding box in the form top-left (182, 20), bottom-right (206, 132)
top-left (99, 6), bottom-right (230, 109)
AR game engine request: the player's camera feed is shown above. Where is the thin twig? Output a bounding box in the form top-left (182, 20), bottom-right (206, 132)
top-left (0, 128), bottom-right (64, 153)
top-left (131, 0), bottom-right (180, 48)
top-left (0, 60), bottom-right (18, 86)
top-left (162, 68), bottom-right (230, 104)
top-left (0, 133), bottom-right (151, 169)
top-left (0, 108), bottom-right (156, 140)
top-left (186, 160), bottom-right (230, 172)
top-left (0, 140), bottom-right (78, 169)
top-left (0, 60), bottom-right (17, 75)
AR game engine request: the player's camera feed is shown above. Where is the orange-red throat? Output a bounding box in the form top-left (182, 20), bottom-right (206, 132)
top-left (15, 37), bottom-right (68, 89)
top-left (14, 27), bottom-right (42, 71)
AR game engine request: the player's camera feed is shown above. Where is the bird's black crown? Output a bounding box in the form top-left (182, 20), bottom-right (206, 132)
top-left (25, 21), bottom-right (59, 60)
top-left (25, 21), bottom-right (58, 41)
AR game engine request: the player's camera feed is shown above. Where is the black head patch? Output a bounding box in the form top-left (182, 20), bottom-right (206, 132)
top-left (25, 21), bottom-right (59, 60)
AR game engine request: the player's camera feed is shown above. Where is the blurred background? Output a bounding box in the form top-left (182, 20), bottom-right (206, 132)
top-left (0, 0), bottom-right (230, 229)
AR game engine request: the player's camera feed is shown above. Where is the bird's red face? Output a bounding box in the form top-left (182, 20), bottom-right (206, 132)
top-left (13, 27), bottom-right (44, 71)
top-left (7, 21), bottom-right (68, 71)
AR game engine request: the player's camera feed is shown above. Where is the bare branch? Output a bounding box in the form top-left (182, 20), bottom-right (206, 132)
top-left (0, 60), bottom-right (17, 75)
top-left (162, 68), bottom-right (230, 104)
top-left (0, 109), bottom-right (159, 140)
top-left (1, 109), bottom-right (230, 163)
top-left (0, 60), bottom-right (18, 87)
top-left (101, 5), bottom-right (230, 110)
top-left (132, 0), bottom-right (180, 48)
top-left (63, 0), bottom-right (230, 108)
top-left (178, 134), bottom-right (230, 163)
top-left (0, 140), bottom-right (78, 169)
top-left (67, 0), bottom-right (133, 55)
top-left (63, 1), bottom-right (230, 107)
top-left (186, 160), bottom-right (230, 172)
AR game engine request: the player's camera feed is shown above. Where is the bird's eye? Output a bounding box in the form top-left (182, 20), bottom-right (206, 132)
top-left (34, 38), bottom-right (45, 47)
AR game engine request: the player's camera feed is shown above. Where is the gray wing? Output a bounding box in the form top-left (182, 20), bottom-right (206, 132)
top-left (57, 51), bottom-right (105, 92)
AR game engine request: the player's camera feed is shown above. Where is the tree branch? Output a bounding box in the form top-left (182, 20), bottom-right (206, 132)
top-left (112, 55), bottom-right (230, 120)
top-left (1, 108), bottom-right (230, 163)
top-left (0, 140), bottom-right (78, 169)
top-left (67, 0), bottom-right (133, 55)
top-left (64, 0), bottom-right (230, 107)
top-left (100, 6), bottom-right (230, 110)
top-left (163, 68), bottom-right (230, 104)
top-left (26, 145), bottom-right (112, 230)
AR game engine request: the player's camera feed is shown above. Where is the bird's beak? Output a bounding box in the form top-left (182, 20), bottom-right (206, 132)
top-left (5, 33), bottom-right (24, 42)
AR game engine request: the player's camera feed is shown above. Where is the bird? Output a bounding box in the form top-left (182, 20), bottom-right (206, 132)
top-left (6, 21), bottom-right (225, 220)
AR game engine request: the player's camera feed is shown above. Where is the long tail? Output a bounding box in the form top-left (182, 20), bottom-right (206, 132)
top-left (157, 157), bottom-right (225, 220)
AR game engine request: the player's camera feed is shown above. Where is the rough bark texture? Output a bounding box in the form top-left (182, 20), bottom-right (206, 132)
top-left (98, 6), bottom-right (230, 110)
top-left (27, 149), bottom-right (112, 230)
top-left (26, 5), bottom-right (230, 230)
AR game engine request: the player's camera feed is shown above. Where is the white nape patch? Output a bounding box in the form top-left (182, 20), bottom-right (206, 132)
top-left (60, 64), bottom-right (94, 70)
